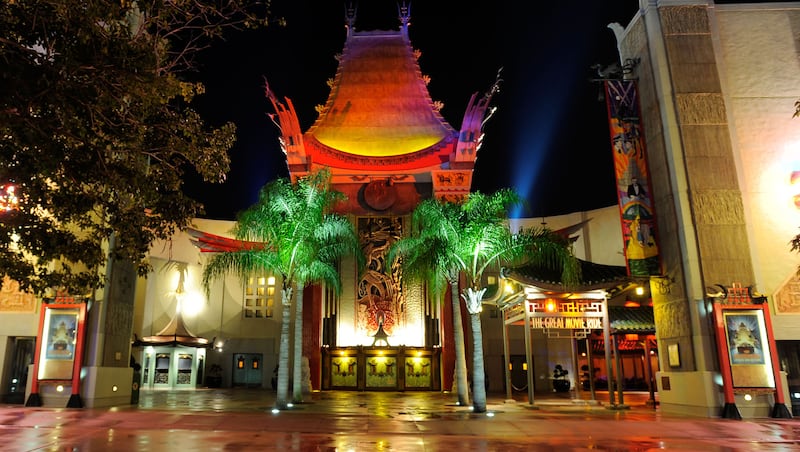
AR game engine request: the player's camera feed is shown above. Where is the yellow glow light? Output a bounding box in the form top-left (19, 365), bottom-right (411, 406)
top-left (0, 184), bottom-right (19, 211)
top-left (180, 291), bottom-right (204, 317)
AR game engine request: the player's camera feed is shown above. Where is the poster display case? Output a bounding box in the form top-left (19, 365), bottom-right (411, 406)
top-left (25, 301), bottom-right (87, 408)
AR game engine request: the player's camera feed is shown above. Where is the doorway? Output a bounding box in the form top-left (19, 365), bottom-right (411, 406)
top-left (507, 354), bottom-right (529, 392)
top-left (232, 353), bottom-right (263, 387)
top-left (2, 337), bottom-right (35, 404)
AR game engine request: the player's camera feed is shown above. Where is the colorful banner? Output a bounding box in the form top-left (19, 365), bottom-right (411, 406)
top-left (604, 80), bottom-right (661, 277)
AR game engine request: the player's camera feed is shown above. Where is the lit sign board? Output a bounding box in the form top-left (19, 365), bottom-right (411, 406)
top-left (529, 317), bottom-right (603, 329)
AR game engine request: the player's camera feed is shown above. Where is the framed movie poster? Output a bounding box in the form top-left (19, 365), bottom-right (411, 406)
top-left (723, 309), bottom-right (774, 388)
top-left (35, 303), bottom-right (86, 381)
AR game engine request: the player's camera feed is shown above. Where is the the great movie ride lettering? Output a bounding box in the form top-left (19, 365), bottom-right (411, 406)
top-left (530, 317), bottom-right (603, 329)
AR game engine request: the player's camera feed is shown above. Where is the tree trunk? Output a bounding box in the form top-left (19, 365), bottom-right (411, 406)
top-left (470, 311), bottom-right (487, 413)
top-left (292, 285), bottom-right (305, 403)
top-left (276, 287), bottom-right (293, 409)
top-left (464, 287), bottom-right (487, 413)
top-left (450, 280), bottom-right (470, 406)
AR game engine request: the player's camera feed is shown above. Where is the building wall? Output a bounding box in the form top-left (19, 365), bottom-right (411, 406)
top-left (139, 219), bottom-right (283, 388)
top-left (510, 205), bottom-right (627, 266)
top-left (610, 0), bottom-right (800, 417)
top-left (713, 3), bottom-right (800, 338)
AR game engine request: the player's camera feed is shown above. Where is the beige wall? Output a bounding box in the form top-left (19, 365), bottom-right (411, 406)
top-left (713, 4), bottom-right (800, 339)
top-left (509, 205), bottom-right (626, 267)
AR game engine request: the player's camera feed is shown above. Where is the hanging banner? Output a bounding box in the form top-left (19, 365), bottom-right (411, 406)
top-left (604, 80), bottom-right (661, 277)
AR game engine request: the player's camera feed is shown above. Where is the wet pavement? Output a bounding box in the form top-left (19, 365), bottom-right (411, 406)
top-left (0, 389), bottom-right (798, 451)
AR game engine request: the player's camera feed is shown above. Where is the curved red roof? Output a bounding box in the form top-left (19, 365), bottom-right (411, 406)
top-left (306, 29), bottom-right (456, 164)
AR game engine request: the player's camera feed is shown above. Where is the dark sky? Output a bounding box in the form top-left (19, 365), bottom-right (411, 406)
top-left (185, 1), bottom-right (641, 220)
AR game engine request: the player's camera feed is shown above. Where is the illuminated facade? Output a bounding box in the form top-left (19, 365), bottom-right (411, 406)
top-left (261, 5), bottom-right (500, 392)
top-left (607, 1), bottom-right (800, 417)
top-left (1, 2), bottom-right (799, 418)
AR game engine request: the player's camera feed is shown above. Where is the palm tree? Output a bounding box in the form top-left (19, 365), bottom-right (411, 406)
top-left (386, 200), bottom-right (471, 406)
top-left (389, 189), bottom-right (580, 413)
top-left (201, 168), bottom-right (362, 409)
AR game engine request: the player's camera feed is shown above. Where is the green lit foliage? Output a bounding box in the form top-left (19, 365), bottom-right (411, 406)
top-left (387, 188), bottom-right (580, 413)
top-left (201, 168), bottom-right (363, 409)
top-left (0, 1), bottom-right (277, 294)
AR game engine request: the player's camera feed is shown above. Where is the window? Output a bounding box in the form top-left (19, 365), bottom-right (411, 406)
top-left (243, 274), bottom-right (276, 318)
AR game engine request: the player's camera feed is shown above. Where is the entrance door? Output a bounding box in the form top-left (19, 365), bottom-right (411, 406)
top-left (232, 353), bottom-right (263, 387)
top-left (153, 353), bottom-right (171, 387)
top-left (2, 337), bottom-right (35, 404)
top-left (508, 354), bottom-right (529, 392)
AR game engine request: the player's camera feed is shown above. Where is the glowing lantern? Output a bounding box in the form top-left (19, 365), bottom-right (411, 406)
top-left (0, 184), bottom-right (19, 211)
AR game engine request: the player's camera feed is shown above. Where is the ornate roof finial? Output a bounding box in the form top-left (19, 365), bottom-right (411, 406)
top-left (398, 1), bottom-right (411, 39)
top-left (345, 2), bottom-right (357, 37)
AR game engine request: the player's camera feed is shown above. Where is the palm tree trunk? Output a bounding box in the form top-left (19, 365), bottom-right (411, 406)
top-left (276, 288), bottom-right (293, 409)
top-left (464, 287), bottom-right (487, 413)
top-left (470, 311), bottom-right (487, 413)
top-left (292, 285), bottom-right (305, 403)
top-left (450, 280), bottom-right (470, 406)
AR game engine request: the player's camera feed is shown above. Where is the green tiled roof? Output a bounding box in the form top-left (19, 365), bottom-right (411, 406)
top-left (507, 259), bottom-right (631, 291)
top-left (609, 306), bottom-right (655, 333)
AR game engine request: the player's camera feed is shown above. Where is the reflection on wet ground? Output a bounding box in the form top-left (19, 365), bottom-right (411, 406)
top-left (0, 389), bottom-right (798, 451)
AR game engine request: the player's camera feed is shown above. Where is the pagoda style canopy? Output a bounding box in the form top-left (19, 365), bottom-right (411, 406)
top-left (133, 262), bottom-right (212, 349)
top-left (132, 309), bottom-right (211, 349)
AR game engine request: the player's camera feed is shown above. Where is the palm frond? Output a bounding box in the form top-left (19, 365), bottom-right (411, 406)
top-left (201, 249), bottom-right (279, 297)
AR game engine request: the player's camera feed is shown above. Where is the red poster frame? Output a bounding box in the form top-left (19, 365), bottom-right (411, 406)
top-left (712, 288), bottom-right (791, 419)
top-left (25, 301), bottom-right (87, 408)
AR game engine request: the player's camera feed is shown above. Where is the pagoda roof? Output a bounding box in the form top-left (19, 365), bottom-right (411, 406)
top-left (507, 259), bottom-right (632, 293)
top-left (132, 308), bottom-right (212, 349)
top-left (305, 29), bottom-right (456, 163)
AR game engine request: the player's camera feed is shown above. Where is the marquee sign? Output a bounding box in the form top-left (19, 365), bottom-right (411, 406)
top-left (529, 317), bottom-right (603, 329)
top-left (505, 298), bottom-right (605, 330)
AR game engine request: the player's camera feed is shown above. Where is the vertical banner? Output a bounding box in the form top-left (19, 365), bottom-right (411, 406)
top-left (604, 80), bottom-right (661, 277)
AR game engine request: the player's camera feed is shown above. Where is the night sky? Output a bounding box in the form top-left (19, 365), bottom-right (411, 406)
top-left (185, 1), bottom-right (641, 220)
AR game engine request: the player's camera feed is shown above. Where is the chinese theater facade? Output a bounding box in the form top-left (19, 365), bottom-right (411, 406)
top-left (262, 7), bottom-right (499, 391)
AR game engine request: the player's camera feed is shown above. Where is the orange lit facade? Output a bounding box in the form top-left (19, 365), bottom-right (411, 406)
top-left (263, 7), bottom-right (500, 392)
top-left (3, 2), bottom-right (800, 419)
